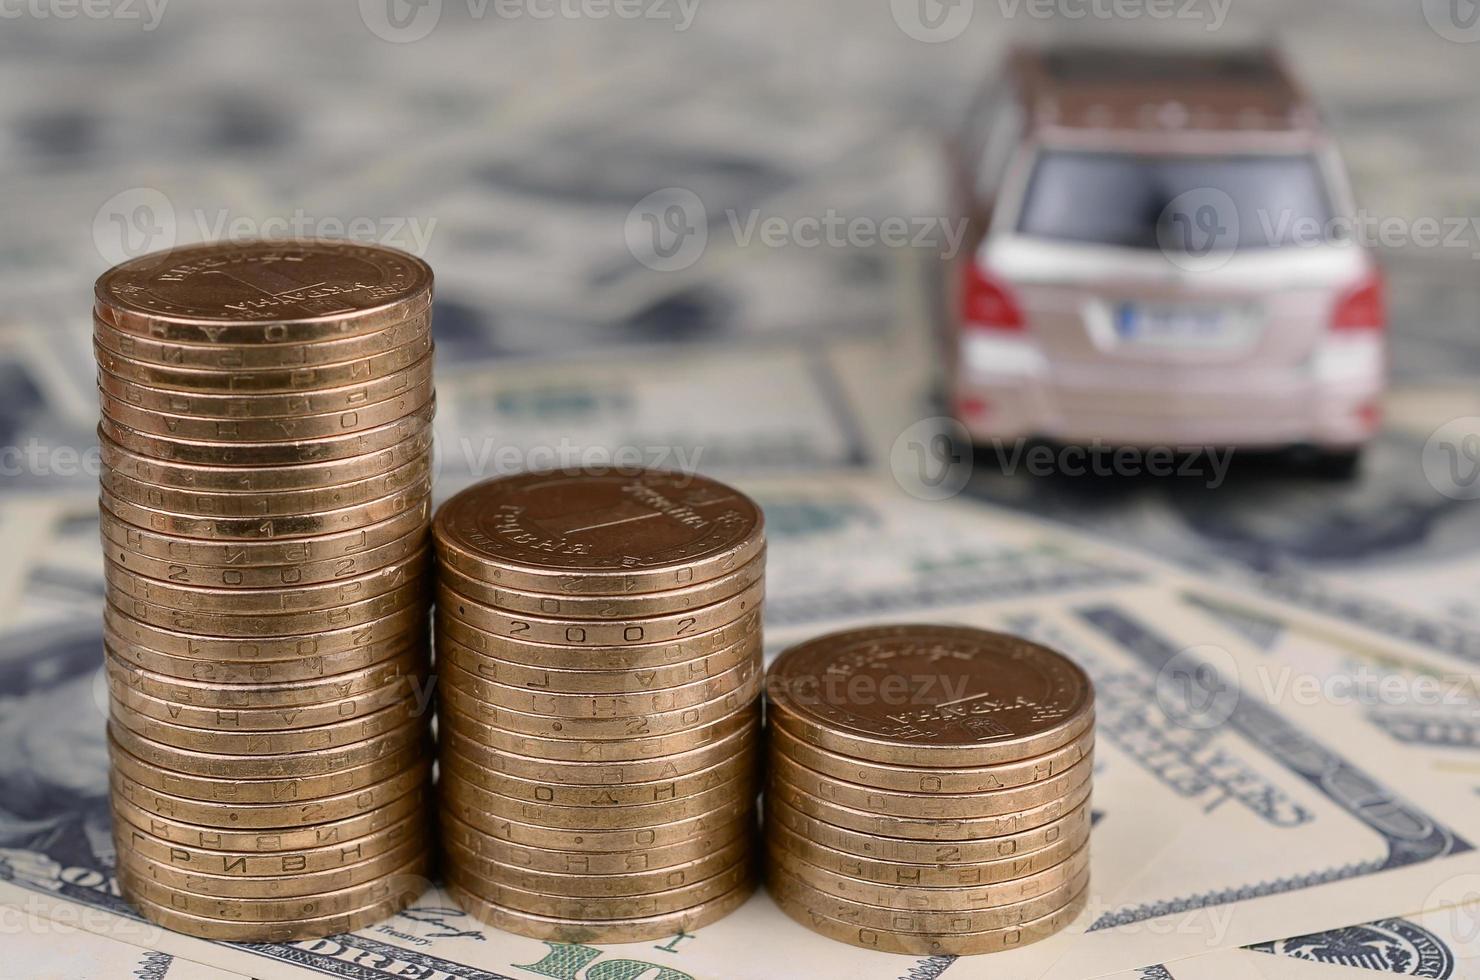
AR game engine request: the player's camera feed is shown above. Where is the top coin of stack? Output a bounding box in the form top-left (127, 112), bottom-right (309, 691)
top-left (431, 469), bottom-right (766, 943)
top-left (764, 625), bottom-right (1095, 956)
top-left (95, 240), bottom-right (438, 942)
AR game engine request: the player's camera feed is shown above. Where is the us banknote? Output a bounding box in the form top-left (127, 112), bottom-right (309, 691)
top-left (5, 477), bottom-right (1480, 980)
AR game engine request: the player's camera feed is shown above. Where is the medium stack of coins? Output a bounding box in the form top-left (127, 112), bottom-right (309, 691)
top-left (431, 469), bottom-right (766, 941)
top-left (94, 240), bottom-right (437, 941)
top-left (764, 625), bottom-right (1095, 956)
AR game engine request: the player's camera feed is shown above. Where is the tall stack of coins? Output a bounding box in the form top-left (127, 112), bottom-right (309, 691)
top-left (431, 469), bottom-right (765, 941)
top-left (764, 625), bottom-right (1094, 956)
top-left (94, 240), bottom-right (437, 941)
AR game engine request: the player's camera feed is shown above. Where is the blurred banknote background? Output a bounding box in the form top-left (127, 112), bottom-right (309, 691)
top-left (4, 1), bottom-right (1480, 978)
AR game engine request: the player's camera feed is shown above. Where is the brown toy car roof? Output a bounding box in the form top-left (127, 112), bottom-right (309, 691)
top-left (1007, 45), bottom-right (1320, 136)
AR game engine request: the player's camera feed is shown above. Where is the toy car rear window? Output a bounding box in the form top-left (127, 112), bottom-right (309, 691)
top-left (1014, 150), bottom-right (1333, 250)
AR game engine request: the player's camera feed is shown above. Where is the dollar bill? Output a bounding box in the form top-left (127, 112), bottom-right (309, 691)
top-left (5, 478), bottom-right (1480, 980)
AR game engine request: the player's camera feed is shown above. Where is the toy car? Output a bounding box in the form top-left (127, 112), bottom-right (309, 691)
top-left (946, 45), bottom-right (1384, 477)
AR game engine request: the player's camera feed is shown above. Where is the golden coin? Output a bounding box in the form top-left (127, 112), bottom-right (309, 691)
top-left (434, 631), bottom-right (759, 695)
top-left (767, 841), bottom-right (1089, 912)
top-left (767, 808), bottom-right (1091, 888)
top-left (105, 627), bottom-right (424, 684)
top-left (94, 240), bottom-right (433, 344)
top-left (105, 575), bottom-right (427, 635)
top-left (443, 834), bottom-right (750, 899)
top-left (99, 427), bottom-right (431, 492)
top-left (437, 670), bottom-right (760, 741)
top-left (767, 625), bottom-right (1095, 768)
top-left (101, 456), bottom-right (430, 520)
top-left (100, 502), bottom-right (429, 566)
top-left (446, 877), bottom-right (753, 944)
top-left (104, 547), bottom-right (427, 615)
top-left (440, 739), bottom-right (756, 807)
top-left (104, 526), bottom-right (428, 590)
top-left (97, 354), bottom-right (433, 418)
top-left (105, 548), bottom-right (428, 614)
top-left (447, 856), bottom-right (749, 920)
top-left (435, 606), bottom-right (761, 670)
top-left (432, 469), bottom-right (764, 596)
top-left (435, 579), bottom-right (762, 647)
top-left (110, 784), bottom-right (428, 852)
top-left (437, 700), bottom-right (759, 764)
top-left (436, 550), bottom-right (765, 619)
top-left (439, 769), bottom-right (756, 832)
top-left (768, 751), bottom-right (1093, 820)
top-left (102, 480), bottom-right (429, 539)
top-left (98, 376), bottom-right (433, 441)
top-left (110, 696), bottom-right (422, 755)
top-left (122, 884), bottom-right (424, 942)
top-left (111, 761), bottom-right (429, 829)
top-left (105, 658), bottom-right (419, 731)
top-left (771, 880), bottom-right (1087, 956)
top-left (438, 651), bottom-right (758, 718)
top-left (768, 861), bottom-right (1088, 933)
top-left (93, 312), bottom-right (430, 373)
top-left (99, 397), bottom-right (433, 465)
top-left (438, 810), bottom-right (752, 876)
top-left (440, 722), bottom-right (757, 786)
top-left (109, 735), bottom-right (425, 803)
top-left (105, 639), bottom-right (425, 706)
top-left (439, 786), bottom-right (746, 852)
top-left (767, 772), bottom-right (1092, 842)
top-left (108, 717), bottom-right (424, 779)
top-left (116, 855), bottom-right (430, 920)
top-left (92, 330), bottom-right (433, 393)
top-left (766, 795), bottom-right (1092, 866)
top-left (117, 834), bottom-right (428, 899)
top-left (769, 719), bottom-right (1093, 795)
top-left (113, 806), bottom-right (425, 875)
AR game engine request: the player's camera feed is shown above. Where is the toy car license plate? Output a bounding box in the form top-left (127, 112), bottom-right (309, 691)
top-left (1113, 302), bottom-right (1257, 350)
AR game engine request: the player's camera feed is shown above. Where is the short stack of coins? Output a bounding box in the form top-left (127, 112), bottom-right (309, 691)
top-left (430, 469), bottom-right (766, 941)
top-left (94, 240), bottom-right (437, 941)
top-left (763, 625), bottom-right (1095, 956)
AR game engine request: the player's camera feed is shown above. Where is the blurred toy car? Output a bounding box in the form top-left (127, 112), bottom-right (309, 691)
top-left (946, 45), bottom-right (1384, 477)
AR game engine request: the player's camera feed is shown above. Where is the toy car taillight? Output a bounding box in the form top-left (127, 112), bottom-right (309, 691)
top-left (1330, 270), bottom-right (1385, 331)
top-left (961, 263), bottom-right (1025, 331)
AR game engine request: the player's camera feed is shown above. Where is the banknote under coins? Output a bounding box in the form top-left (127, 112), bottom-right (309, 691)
top-left (763, 624), bottom-right (1095, 956)
top-left (94, 240), bottom-right (438, 941)
top-left (431, 469), bottom-right (766, 942)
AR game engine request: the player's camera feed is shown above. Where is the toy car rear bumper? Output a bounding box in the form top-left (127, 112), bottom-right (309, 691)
top-left (952, 339), bottom-right (1383, 451)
